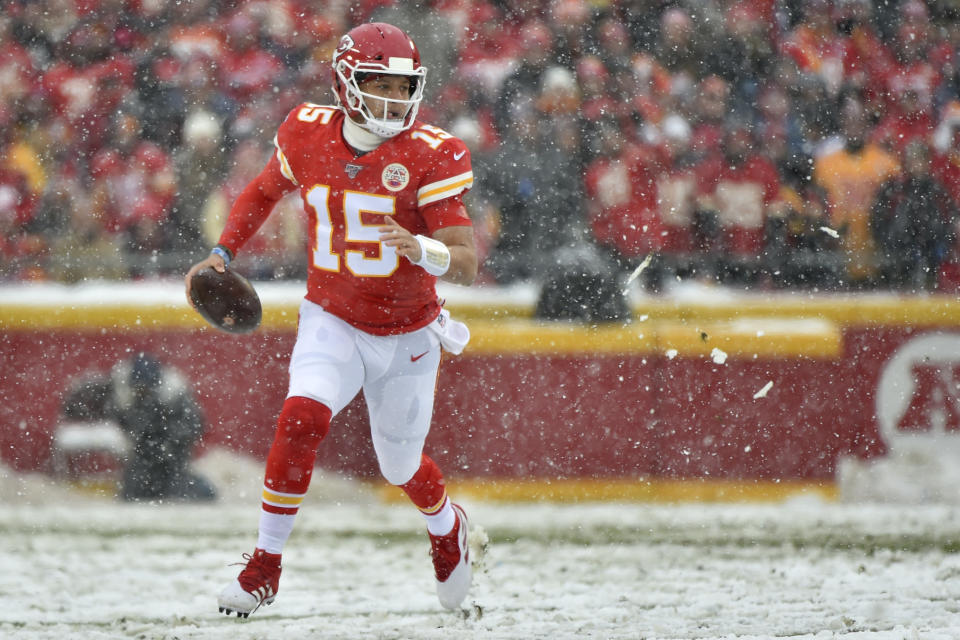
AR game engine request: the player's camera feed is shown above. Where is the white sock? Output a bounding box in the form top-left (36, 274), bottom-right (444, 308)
top-left (257, 509), bottom-right (296, 554)
top-left (424, 499), bottom-right (456, 536)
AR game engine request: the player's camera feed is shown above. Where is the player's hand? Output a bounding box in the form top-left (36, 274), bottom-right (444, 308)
top-left (379, 216), bottom-right (422, 263)
top-left (184, 254), bottom-right (226, 308)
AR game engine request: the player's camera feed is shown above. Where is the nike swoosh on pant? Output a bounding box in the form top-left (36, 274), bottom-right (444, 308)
top-left (411, 351), bottom-right (429, 362)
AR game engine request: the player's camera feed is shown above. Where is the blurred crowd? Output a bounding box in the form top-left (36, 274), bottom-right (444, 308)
top-left (3, 0), bottom-right (960, 294)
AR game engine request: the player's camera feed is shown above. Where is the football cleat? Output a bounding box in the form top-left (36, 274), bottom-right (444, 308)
top-left (217, 549), bottom-right (281, 618)
top-left (429, 503), bottom-right (472, 610)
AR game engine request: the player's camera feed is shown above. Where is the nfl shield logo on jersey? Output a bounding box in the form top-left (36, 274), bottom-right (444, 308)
top-left (345, 163), bottom-right (364, 179)
top-left (382, 163), bottom-right (410, 191)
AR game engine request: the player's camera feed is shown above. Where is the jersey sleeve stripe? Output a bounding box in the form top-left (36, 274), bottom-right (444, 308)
top-left (417, 171), bottom-right (473, 207)
top-left (274, 135), bottom-right (299, 186)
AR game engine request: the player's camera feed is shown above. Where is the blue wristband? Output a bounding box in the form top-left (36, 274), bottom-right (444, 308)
top-left (210, 246), bottom-right (231, 266)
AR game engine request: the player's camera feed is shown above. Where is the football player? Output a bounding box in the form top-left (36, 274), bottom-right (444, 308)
top-left (184, 22), bottom-right (477, 617)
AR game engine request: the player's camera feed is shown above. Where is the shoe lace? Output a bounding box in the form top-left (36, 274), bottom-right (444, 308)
top-left (233, 552), bottom-right (280, 593)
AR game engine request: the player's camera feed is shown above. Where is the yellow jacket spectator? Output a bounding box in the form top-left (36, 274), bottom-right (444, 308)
top-left (814, 97), bottom-right (900, 284)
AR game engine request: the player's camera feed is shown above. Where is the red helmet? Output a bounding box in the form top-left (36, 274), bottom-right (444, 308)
top-left (332, 23), bottom-right (427, 138)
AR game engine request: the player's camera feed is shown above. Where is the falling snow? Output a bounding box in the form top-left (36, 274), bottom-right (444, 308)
top-left (1, 453), bottom-right (960, 640)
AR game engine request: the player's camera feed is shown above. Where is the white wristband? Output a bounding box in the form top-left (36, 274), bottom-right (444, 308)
top-left (412, 234), bottom-right (450, 277)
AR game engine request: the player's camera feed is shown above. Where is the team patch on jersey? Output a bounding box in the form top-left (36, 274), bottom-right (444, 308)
top-left (345, 162), bottom-right (364, 179)
top-left (382, 163), bottom-right (410, 191)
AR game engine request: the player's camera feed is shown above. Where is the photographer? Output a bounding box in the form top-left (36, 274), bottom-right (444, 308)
top-left (61, 352), bottom-right (216, 502)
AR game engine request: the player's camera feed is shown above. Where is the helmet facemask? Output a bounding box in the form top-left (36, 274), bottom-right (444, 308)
top-left (334, 60), bottom-right (427, 138)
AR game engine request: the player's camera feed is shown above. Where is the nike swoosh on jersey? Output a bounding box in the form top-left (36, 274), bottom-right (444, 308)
top-left (411, 351), bottom-right (429, 362)
top-left (453, 150), bottom-right (466, 161)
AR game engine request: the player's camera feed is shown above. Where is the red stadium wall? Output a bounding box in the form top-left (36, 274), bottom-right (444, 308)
top-left (2, 290), bottom-right (959, 497)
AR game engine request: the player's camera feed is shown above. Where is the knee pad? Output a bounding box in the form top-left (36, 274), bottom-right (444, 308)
top-left (380, 452), bottom-right (425, 487)
top-left (277, 396), bottom-right (332, 442)
top-left (265, 396), bottom-right (332, 494)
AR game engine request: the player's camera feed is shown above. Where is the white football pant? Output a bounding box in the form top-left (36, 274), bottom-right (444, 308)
top-left (286, 299), bottom-right (442, 485)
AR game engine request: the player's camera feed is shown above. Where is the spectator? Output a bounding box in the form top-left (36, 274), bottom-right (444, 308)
top-left (219, 8), bottom-right (285, 103)
top-left (686, 75), bottom-right (731, 166)
top-left (547, 0), bottom-right (594, 68)
top-left (89, 109), bottom-right (178, 276)
top-left (12, 0), bottom-right (80, 63)
top-left (765, 167), bottom-right (843, 289)
top-left (454, 2), bottom-right (518, 103)
top-left (814, 95), bottom-right (900, 287)
top-left (831, 0), bottom-right (892, 100)
top-left (0, 164), bottom-right (42, 281)
top-left (872, 78), bottom-right (936, 154)
top-left (485, 94), bottom-right (583, 283)
top-left (932, 101), bottom-right (960, 207)
top-left (872, 140), bottom-right (957, 291)
top-left (577, 55), bottom-right (618, 159)
top-left (595, 14), bottom-right (633, 75)
top-left (3, 0), bottom-right (959, 296)
top-left (781, 0), bottom-right (855, 98)
top-left (872, 20), bottom-right (940, 154)
top-left (172, 109), bottom-right (229, 256)
top-left (584, 115), bottom-right (663, 277)
top-left (695, 121), bottom-right (782, 286)
top-left (621, 0), bottom-right (672, 51)
top-left (493, 19), bottom-right (555, 137)
top-left (653, 7), bottom-right (705, 85)
top-left (40, 21), bottom-right (137, 156)
top-left (42, 172), bottom-right (128, 283)
top-left (651, 113), bottom-right (701, 276)
top-left (0, 13), bottom-right (38, 127)
top-left (717, 2), bottom-right (778, 113)
top-left (754, 83), bottom-right (807, 177)
top-left (133, 45), bottom-right (190, 150)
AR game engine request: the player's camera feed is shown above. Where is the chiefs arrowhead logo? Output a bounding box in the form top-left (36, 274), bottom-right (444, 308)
top-left (336, 34), bottom-right (355, 57)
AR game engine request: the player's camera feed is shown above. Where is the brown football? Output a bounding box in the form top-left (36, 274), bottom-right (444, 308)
top-left (189, 267), bottom-right (262, 334)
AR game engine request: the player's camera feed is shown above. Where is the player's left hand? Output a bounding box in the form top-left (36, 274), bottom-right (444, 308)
top-left (379, 216), bottom-right (422, 263)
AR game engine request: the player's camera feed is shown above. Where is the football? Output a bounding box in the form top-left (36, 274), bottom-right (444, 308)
top-left (189, 267), bottom-right (262, 334)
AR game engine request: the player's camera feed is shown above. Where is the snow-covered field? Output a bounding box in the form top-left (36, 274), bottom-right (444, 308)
top-left (2, 451), bottom-right (959, 640)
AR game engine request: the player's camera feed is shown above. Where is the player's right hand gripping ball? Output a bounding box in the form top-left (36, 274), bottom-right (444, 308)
top-left (189, 267), bottom-right (262, 334)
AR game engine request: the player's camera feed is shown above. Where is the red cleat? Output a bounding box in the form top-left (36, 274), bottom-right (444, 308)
top-left (429, 504), bottom-right (472, 609)
top-left (217, 549), bottom-right (282, 618)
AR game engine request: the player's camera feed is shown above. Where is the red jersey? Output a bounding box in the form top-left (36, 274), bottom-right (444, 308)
top-left (656, 163), bottom-right (701, 254)
top-left (699, 156), bottom-right (780, 256)
top-left (584, 144), bottom-right (663, 257)
top-left (221, 103), bottom-right (473, 335)
top-left (933, 151), bottom-right (960, 208)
